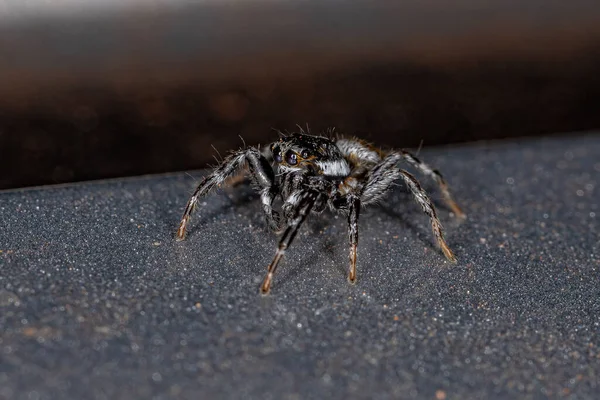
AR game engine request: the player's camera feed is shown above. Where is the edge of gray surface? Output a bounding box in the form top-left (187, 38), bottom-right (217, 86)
top-left (1, 133), bottom-right (599, 399)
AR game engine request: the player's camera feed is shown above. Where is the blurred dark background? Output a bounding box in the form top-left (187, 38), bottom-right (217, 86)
top-left (1, 0), bottom-right (600, 190)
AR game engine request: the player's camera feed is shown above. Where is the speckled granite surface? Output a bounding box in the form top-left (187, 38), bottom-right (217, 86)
top-left (1, 133), bottom-right (599, 399)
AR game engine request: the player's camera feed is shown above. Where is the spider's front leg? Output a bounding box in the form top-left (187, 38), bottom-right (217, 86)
top-left (332, 179), bottom-right (363, 284)
top-left (298, 174), bottom-right (363, 284)
top-left (346, 194), bottom-right (361, 283)
top-left (223, 144), bottom-right (277, 188)
top-left (176, 147), bottom-right (280, 240)
top-left (260, 191), bottom-right (322, 294)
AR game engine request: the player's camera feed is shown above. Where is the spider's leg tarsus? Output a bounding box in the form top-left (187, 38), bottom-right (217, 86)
top-left (176, 218), bottom-right (188, 241)
top-left (435, 172), bottom-right (466, 220)
top-left (176, 192), bottom-right (202, 240)
top-left (430, 215), bottom-right (457, 263)
top-left (440, 238), bottom-right (457, 263)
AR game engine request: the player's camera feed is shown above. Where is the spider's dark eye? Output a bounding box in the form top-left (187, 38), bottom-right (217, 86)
top-left (285, 151), bottom-right (298, 165)
top-left (301, 150), bottom-right (310, 158)
top-left (272, 146), bottom-right (283, 163)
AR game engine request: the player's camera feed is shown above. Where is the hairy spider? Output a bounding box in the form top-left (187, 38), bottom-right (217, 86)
top-left (176, 129), bottom-right (465, 294)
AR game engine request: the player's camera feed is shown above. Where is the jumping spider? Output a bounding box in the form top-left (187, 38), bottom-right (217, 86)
top-left (176, 129), bottom-right (465, 294)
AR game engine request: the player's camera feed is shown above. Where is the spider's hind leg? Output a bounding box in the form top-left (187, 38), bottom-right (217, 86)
top-left (398, 170), bottom-right (457, 262)
top-left (397, 149), bottom-right (465, 219)
top-left (362, 155), bottom-right (457, 262)
top-left (177, 147), bottom-right (280, 240)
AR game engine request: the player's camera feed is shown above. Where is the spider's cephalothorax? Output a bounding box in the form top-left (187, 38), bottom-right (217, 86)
top-left (176, 131), bottom-right (465, 294)
top-left (270, 134), bottom-right (351, 177)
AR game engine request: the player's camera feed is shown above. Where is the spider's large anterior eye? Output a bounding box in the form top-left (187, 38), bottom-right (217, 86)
top-left (285, 151), bottom-right (298, 165)
top-left (272, 146), bottom-right (283, 163)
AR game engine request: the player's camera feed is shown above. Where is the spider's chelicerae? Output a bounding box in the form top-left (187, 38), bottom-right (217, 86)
top-left (176, 129), bottom-right (465, 294)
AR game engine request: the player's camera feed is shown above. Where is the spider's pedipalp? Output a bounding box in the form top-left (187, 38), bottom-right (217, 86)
top-left (281, 174), bottom-right (334, 223)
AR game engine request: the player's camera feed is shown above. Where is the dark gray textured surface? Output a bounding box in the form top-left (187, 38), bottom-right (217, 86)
top-left (1, 133), bottom-right (599, 399)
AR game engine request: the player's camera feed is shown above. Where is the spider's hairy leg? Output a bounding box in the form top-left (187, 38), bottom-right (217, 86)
top-left (223, 142), bottom-right (275, 188)
top-left (176, 147), bottom-right (279, 240)
top-left (396, 149), bottom-right (465, 219)
top-left (362, 155), bottom-right (456, 262)
top-left (397, 170), bottom-right (456, 262)
top-left (346, 194), bottom-right (361, 283)
top-left (260, 192), bottom-right (319, 294)
top-left (335, 137), bottom-right (384, 165)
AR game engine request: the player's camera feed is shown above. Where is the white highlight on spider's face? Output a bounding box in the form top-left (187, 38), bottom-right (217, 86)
top-left (278, 164), bottom-right (303, 174)
top-left (315, 159), bottom-right (351, 177)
